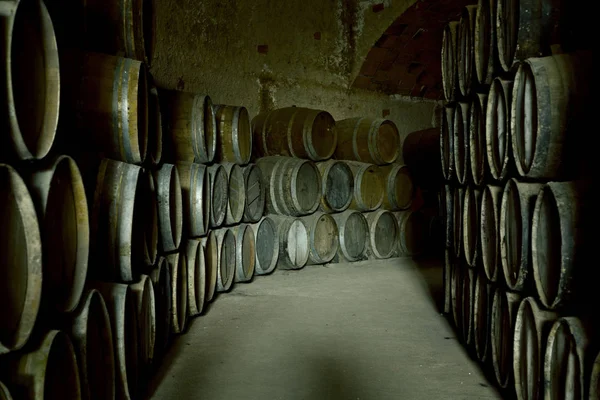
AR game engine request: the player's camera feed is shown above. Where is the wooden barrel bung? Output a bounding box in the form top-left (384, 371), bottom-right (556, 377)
top-left (364, 210), bottom-right (398, 259)
top-left (453, 102), bottom-right (471, 185)
top-left (249, 217), bottom-right (279, 275)
top-left (166, 252), bottom-right (187, 334)
top-left (160, 90), bottom-right (216, 163)
top-left (154, 163), bottom-right (183, 253)
top-left (129, 275), bottom-right (156, 376)
top-left (69, 289), bottom-right (115, 400)
top-left (149, 257), bottom-right (171, 358)
top-left (457, 5), bottom-right (478, 97)
top-left (200, 232), bottom-right (218, 302)
top-left (0, 330), bottom-right (81, 399)
top-left (207, 164), bottom-right (229, 228)
top-left (147, 75), bottom-right (162, 165)
top-left (378, 163), bottom-right (414, 211)
top-left (222, 162), bottom-right (245, 226)
top-left (269, 215), bottom-right (309, 270)
top-left (393, 210), bottom-right (428, 257)
top-left (241, 164), bottom-right (265, 223)
top-left (231, 224), bottom-right (256, 283)
top-left (440, 103), bottom-right (455, 181)
top-left (185, 240), bottom-right (205, 317)
top-left (544, 317), bottom-right (596, 400)
top-left (90, 282), bottom-right (139, 400)
top-left (473, 270), bottom-right (493, 363)
top-left (500, 179), bottom-right (542, 291)
top-left (462, 186), bottom-right (482, 267)
top-left (213, 228), bottom-right (236, 292)
top-left (334, 117), bottom-right (400, 165)
top-left (178, 162), bottom-right (210, 238)
top-left (256, 156), bottom-right (321, 216)
top-left (469, 93), bottom-right (488, 186)
top-left (402, 128), bottom-right (441, 191)
top-left (214, 104), bottom-right (253, 165)
top-left (513, 297), bottom-right (558, 400)
top-left (316, 159), bottom-right (353, 213)
top-left (0, 164), bottom-right (42, 355)
top-left (480, 184), bottom-right (502, 282)
top-left (141, 169), bottom-right (159, 267)
top-left (486, 77), bottom-right (514, 181)
top-left (441, 21), bottom-right (459, 101)
top-left (491, 288), bottom-right (522, 389)
top-left (474, 0), bottom-right (497, 85)
top-left (251, 107), bottom-right (337, 161)
top-left (0, 0), bottom-right (59, 161)
top-left (452, 186), bottom-right (464, 258)
top-left (344, 161), bottom-right (383, 211)
top-left (331, 210), bottom-right (368, 263)
top-left (300, 212), bottom-right (339, 265)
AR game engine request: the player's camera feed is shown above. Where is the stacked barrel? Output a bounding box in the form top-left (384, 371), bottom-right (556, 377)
top-left (441, 1), bottom-right (596, 399)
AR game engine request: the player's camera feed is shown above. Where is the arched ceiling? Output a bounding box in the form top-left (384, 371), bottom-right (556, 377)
top-left (353, 0), bottom-right (474, 99)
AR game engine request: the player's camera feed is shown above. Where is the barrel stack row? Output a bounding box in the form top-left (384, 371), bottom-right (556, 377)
top-left (440, 1), bottom-right (597, 399)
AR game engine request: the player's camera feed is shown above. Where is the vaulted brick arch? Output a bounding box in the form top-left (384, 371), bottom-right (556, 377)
top-left (353, 0), bottom-right (474, 99)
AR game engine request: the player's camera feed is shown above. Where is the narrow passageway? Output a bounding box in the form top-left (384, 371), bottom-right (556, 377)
top-left (149, 258), bottom-right (501, 399)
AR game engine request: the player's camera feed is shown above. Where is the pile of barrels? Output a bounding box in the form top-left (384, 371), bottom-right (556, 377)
top-left (0, 1), bottom-right (436, 398)
top-left (441, 1), bottom-right (597, 399)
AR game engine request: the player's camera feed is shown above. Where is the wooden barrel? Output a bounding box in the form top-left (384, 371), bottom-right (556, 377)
top-left (300, 212), bottom-right (339, 265)
top-left (393, 210), bottom-right (428, 257)
top-left (511, 52), bottom-right (592, 179)
top-left (160, 91), bottom-right (216, 163)
top-left (531, 181), bottom-right (591, 310)
top-left (200, 232), bottom-right (218, 302)
top-left (441, 21), bottom-right (459, 101)
top-left (480, 184), bottom-right (501, 282)
top-left (591, 351), bottom-right (600, 400)
top-left (69, 289), bottom-right (115, 400)
top-left (251, 107), bottom-right (337, 161)
top-left (491, 288), bottom-right (522, 389)
top-left (378, 163), bottom-right (414, 211)
top-left (231, 224), bottom-right (256, 283)
top-left (544, 317), bottom-right (596, 400)
top-left (241, 164), bottom-right (265, 223)
top-left (91, 282), bottom-right (139, 400)
top-left (343, 161), bottom-right (384, 211)
top-left (64, 52), bottom-right (148, 165)
top-left (453, 102), bottom-right (471, 185)
top-left (165, 252), bottom-right (187, 334)
top-left (330, 210), bottom-right (368, 263)
top-left (486, 77), bottom-right (513, 181)
top-left (365, 210), bottom-right (398, 259)
top-left (450, 257), bottom-right (463, 333)
top-left (402, 128), bottom-right (441, 191)
top-left (185, 240), bottom-right (205, 317)
top-left (148, 258), bottom-right (171, 360)
top-left (207, 164), bottom-right (229, 228)
top-left (0, 382), bottom-right (11, 400)
top-left (334, 117), bottom-right (400, 165)
top-left (452, 186), bottom-right (464, 258)
top-left (496, 0), bottom-right (563, 72)
top-left (473, 270), bottom-right (493, 363)
top-left (154, 163), bottom-right (183, 253)
top-left (178, 162), bottom-right (210, 238)
top-left (469, 93), bottom-right (488, 186)
top-left (269, 215), bottom-right (309, 270)
top-left (256, 156), bottom-right (321, 216)
top-left (22, 155), bottom-right (88, 314)
top-left (141, 169), bottom-right (159, 267)
top-left (461, 267), bottom-right (476, 347)
top-left (458, 5), bottom-right (477, 97)
top-left (513, 297), bottom-right (558, 400)
top-left (0, 0), bottom-right (59, 161)
top-left (249, 217), bottom-right (279, 275)
top-left (443, 249), bottom-right (453, 314)
top-left (440, 103), bottom-right (455, 181)
top-left (214, 105), bottom-right (252, 165)
top-left (85, 0), bottom-right (155, 64)
top-left (129, 275), bottom-right (156, 376)
top-left (0, 330), bottom-right (81, 399)
top-left (222, 162), bottom-right (245, 225)
top-left (0, 164), bottom-right (41, 354)
top-left (147, 76), bottom-right (162, 165)
top-left (500, 179), bottom-right (542, 291)
top-left (443, 184), bottom-right (453, 249)
top-left (474, 0), bottom-right (497, 85)
top-left (316, 159), bottom-right (353, 213)
top-left (462, 186), bottom-right (482, 267)
top-left (213, 228), bottom-right (236, 292)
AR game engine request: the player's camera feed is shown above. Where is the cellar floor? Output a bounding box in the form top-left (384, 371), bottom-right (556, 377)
top-left (147, 256), bottom-right (501, 400)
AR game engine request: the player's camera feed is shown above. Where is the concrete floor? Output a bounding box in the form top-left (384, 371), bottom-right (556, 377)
top-left (148, 257), bottom-right (502, 400)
